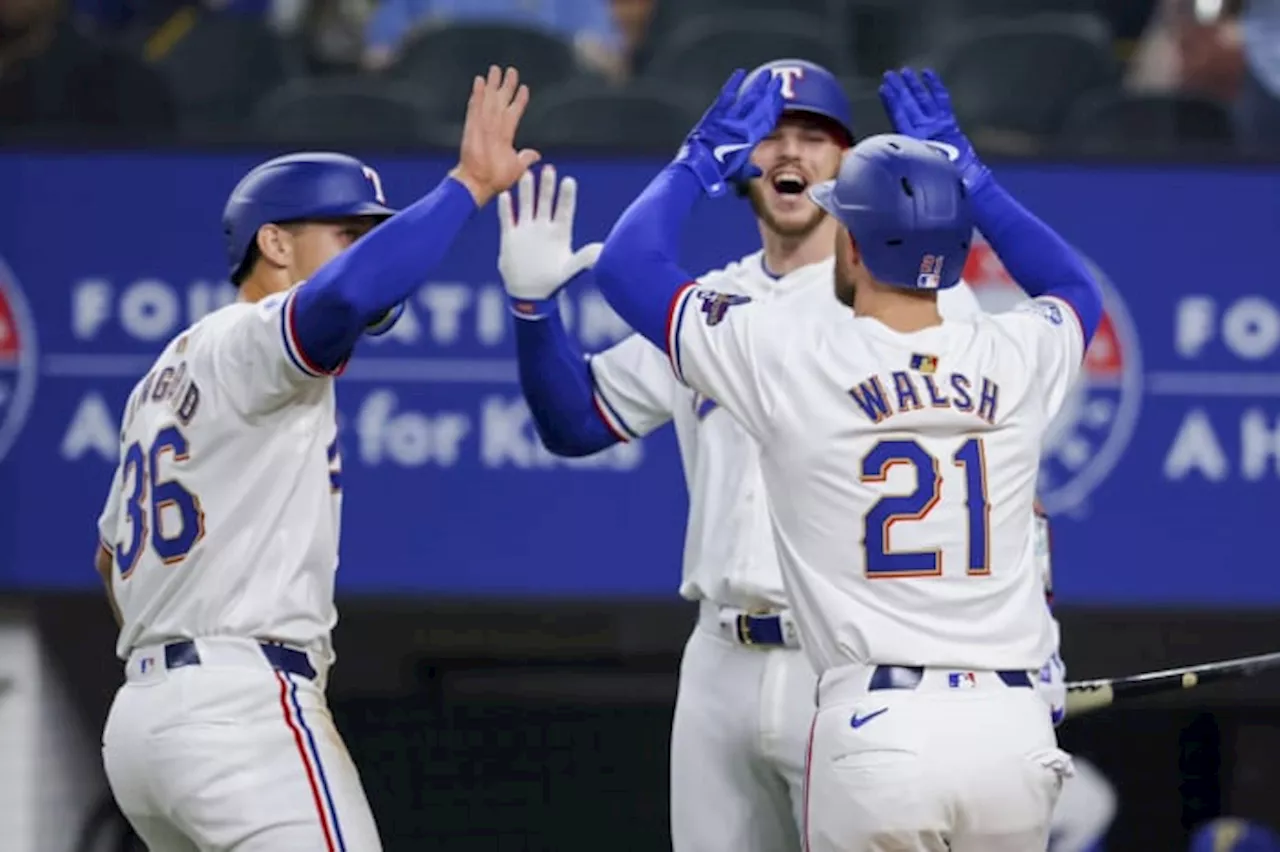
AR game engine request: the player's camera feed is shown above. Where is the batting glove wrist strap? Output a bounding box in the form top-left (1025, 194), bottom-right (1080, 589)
top-left (507, 295), bottom-right (558, 321)
top-left (673, 143), bottom-right (736, 198)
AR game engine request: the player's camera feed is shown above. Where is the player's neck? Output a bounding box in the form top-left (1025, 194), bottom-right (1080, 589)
top-left (853, 289), bottom-right (941, 333)
top-left (758, 217), bottom-right (837, 279)
top-left (237, 275), bottom-right (288, 305)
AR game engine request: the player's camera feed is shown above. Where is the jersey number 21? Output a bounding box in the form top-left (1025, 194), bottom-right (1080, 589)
top-left (861, 438), bottom-right (989, 578)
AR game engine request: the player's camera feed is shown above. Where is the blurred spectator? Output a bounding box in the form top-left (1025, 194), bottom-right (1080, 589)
top-left (298, 0), bottom-right (377, 69)
top-left (1127, 0), bottom-right (1244, 100)
top-left (583, 0), bottom-right (656, 83)
top-left (1236, 0), bottom-right (1280, 149)
top-left (360, 0), bottom-right (622, 78)
top-left (0, 0), bottom-right (176, 134)
top-left (1179, 1), bottom-right (1245, 102)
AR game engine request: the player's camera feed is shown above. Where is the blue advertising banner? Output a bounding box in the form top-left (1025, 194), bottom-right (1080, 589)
top-left (1, 151), bottom-right (1278, 605)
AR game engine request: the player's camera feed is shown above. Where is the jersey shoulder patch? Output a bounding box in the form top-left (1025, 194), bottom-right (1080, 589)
top-left (1015, 298), bottom-right (1065, 326)
top-left (692, 289), bottom-right (752, 326)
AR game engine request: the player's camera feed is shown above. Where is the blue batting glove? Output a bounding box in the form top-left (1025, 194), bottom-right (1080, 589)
top-left (879, 68), bottom-right (992, 193)
top-left (675, 68), bottom-right (785, 197)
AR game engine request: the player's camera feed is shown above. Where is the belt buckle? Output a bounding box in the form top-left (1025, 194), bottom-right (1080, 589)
top-left (735, 608), bottom-right (772, 646)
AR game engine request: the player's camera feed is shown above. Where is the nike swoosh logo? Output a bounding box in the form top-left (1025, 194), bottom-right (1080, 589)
top-left (713, 142), bottom-right (751, 163)
top-left (850, 707), bottom-right (889, 729)
top-left (926, 141), bottom-right (961, 162)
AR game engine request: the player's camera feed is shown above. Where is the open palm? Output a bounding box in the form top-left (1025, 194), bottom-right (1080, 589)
top-left (452, 65), bottom-right (541, 206)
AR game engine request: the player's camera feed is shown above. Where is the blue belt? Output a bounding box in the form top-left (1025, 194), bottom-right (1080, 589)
top-left (734, 612), bottom-right (789, 646)
top-left (163, 640), bottom-right (317, 681)
top-left (868, 665), bottom-right (1033, 690)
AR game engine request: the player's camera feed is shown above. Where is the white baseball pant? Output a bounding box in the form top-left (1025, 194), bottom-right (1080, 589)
top-left (102, 637), bottom-right (381, 851)
top-left (805, 663), bottom-right (1074, 852)
top-left (669, 603), bottom-right (818, 852)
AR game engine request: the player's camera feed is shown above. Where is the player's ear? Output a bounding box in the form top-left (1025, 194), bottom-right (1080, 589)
top-left (840, 226), bottom-right (863, 270)
top-left (254, 223), bottom-right (294, 270)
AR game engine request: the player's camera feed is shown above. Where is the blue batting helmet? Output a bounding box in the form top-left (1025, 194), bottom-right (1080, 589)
top-left (741, 59), bottom-right (855, 144)
top-left (222, 151), bottom-right (397, 282)
top-left (808, 134), bottom-right (973, 291)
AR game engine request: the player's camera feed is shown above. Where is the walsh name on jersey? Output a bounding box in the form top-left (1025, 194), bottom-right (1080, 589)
top-left (848, 367), bottom-right (999, 426)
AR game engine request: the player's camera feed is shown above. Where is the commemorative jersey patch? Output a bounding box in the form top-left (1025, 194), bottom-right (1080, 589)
top-left (1019, 299), bottom-right (1064, 326)
top-left (694, 290), bottom-right (751, 326)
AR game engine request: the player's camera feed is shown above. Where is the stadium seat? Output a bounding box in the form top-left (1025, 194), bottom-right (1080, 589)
top-left (843, 0), bottom-right (928, 79)
top-left (522, 80), bottom-right (700, 150)
top-left (252, 78), bottom-right (437, 145)
top-left (1062, 91), bottom-right (1236, 152)
top-left (840, 78), bottom-right (894, 139)
top-left (145, 12), bottom-right (291, 135)
top-left (929, 15), bottom-right (1122, 139)
top-left (642, 13), bottom-right (850, 106)
top-left (386, 24), bottom-right (581, 127)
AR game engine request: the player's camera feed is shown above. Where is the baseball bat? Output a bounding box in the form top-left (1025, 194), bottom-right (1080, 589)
top-left (1064, 650), bottom-right (1280, 719)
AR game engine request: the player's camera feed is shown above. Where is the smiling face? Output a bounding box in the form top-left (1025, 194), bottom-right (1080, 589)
top-left (745, 113), bottom-right (848, 240)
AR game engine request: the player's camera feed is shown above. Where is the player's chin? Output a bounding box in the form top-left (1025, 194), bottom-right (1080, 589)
top-left (749, 183), bottom-right (822, 235)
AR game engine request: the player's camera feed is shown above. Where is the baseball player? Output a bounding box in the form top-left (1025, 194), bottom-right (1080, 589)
top-left (498, 59), bottom-right (979, 852)
top-left (589, 65), bottom-right (1101, 852)
top-left (94, 66), bottom-right (539, 851)
top-left (499, 59), bottom-right (1101, 850)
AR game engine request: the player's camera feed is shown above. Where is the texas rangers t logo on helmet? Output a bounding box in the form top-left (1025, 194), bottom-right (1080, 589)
top-left (770, 66), bottom-right (806, 100)
top-left (362, 166), bottom-right (386, 204)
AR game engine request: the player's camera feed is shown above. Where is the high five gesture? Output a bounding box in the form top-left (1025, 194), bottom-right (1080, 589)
top-left (450, 65), bottom-right (542, 206)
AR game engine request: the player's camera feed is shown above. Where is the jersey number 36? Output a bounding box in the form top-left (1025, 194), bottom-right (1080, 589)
top-left (861, 438), bottom-right (989, 578)
top-left (115, 425), bottom-right (206, 577)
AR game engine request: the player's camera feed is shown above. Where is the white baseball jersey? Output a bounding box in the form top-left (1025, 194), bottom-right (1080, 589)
top-left (589, 251), bottom-right (982, 611)
top-left (96, 287), bottom-right (343, 662)
top-left (655, 280), bottom-right (1080, 673)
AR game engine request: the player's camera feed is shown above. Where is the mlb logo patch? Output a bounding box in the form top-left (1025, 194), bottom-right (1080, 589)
top-left (695, 290), bottom-right (751, 326)
top-left (909, 353), bottom-right (939, 374)
top-left (948, 672), bottom-right (977, 689)
top-left (139, 656), bottom-right (156, 674)
top-left (917, 254), bottom-right (944, 290)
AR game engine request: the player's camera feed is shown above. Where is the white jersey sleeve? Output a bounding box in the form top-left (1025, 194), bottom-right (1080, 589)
top-left (938, 279), bottom-right (982, 320)
top-left (664, 285), bottom-right (788, 440)
top-left (586, 333), bottom-right (677, 439)
top-left (995, 295), bottom-right (1086, 418)
top-left (203, 287), bottom-right (341, 417)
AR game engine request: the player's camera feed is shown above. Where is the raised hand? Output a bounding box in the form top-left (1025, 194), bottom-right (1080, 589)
top-left (497, 164), bottom-right (602, 309)
top-left (451, 65), bottom-right (542, 206)
top-left (879, 68), bottom-right (991, 191)
top-left (676, 68), bottom-right (785, 197)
